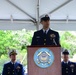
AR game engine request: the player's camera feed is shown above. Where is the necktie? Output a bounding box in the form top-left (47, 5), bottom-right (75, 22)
top-left (65, 63), bottom-right (68, 65)
top-left (12, 63), bottom-right (14, 67)
top-left (44, 30), bottom-right (46, 34)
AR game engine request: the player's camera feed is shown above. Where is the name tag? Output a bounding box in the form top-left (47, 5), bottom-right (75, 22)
top-left (36, 36), bottom-right (40, 38)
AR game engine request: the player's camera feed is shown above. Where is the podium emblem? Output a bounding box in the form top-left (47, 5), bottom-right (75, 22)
top-left (34, 48), bottom-right (54, 68)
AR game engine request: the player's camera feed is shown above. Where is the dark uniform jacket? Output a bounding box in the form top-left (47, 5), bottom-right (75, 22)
top-left (2, 62), bottom-right (24, 75)
top-left (62, 61), bottom-right (76, 75)
top-left (31, 29), bottom-right (60, 46)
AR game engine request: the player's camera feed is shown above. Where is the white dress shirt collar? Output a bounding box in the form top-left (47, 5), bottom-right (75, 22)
top-left (63, 61), bottom-right (69, 64)
top-left (43, 28), bottom-right (50, 34)
top-left (11, 61), bottom-right (16, 64)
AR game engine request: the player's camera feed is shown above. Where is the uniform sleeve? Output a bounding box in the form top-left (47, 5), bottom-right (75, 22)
top-left (31, 32), bottom-right (37, 45)
top-left (2, 64), bottom-right (6, 75)
top-left (56, 32), bottom-right (60, 46)
top-left (75, 63), bottom-right (76, 75)
top-left (21, 65), bottom-right (24, 75)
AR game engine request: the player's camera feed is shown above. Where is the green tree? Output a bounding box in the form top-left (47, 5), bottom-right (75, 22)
top-left (60, 31), bottom-right (76, 57)
top-left (0, 30), bottom-right (33, 56)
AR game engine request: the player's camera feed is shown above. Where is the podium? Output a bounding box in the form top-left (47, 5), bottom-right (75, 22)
top-left (27, 46), bottom-right (61, 75)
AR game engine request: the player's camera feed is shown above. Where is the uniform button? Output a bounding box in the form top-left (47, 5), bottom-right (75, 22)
top-left (13, 72), bottom-right (14, 74)
top-left (44, 39), bottom-right (46, 41)
top-left (66, 71), bottom-right (68, 73)
top-left (44, 43), bottom-right (46, 45)
top-left (8, 72), bottom-right (10, 74)
top-left (72, 69), bottom-right (74, 72)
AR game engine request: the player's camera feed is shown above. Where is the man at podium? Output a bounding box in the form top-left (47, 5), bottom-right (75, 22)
top-left (31, 15), bottom-right (60, 46)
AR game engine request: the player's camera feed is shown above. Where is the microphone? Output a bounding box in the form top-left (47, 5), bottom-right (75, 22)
top-left (50, 34), bottom-right (57, 46)
top-left (53, 38), bottom-right (57, 46)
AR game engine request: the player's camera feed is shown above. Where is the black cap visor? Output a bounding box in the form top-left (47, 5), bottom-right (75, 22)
top-left (41, 17), bottom-right (50, 22)
top-left (62, 52), bottom-right (69, 55)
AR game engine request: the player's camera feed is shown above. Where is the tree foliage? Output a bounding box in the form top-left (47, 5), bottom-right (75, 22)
top-left (0, 30), bottom-right (33, 56)
top-left (60, 31), bottom-right (76, 57)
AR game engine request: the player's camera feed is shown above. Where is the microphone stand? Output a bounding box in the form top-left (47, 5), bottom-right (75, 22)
top-left (53, 38), bottom-right (57, 46)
